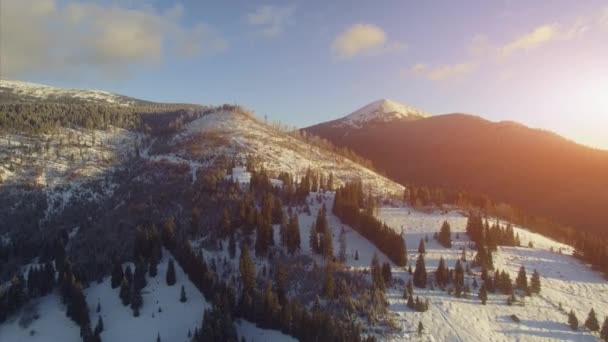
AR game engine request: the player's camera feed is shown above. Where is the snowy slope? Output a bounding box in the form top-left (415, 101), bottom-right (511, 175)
top-left (0, 79), bottom-right (138, 106)
top-left (338, 99), bottom-right (431, 128)
top-left (376, 206), bottom-right (608, 342)
top-left (167, 110), bottom-right (404, 197)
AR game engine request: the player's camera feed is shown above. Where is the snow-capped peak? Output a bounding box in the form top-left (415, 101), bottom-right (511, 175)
top-left (0, 79), bottom-right (136, 106)
top-left (339, 99), bottom-right (431, 128)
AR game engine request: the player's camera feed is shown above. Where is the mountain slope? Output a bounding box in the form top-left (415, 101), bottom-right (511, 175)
top-left (305, 108), bottom-right (608, 235)
top-left (0, 79), bottom-right (151, 106)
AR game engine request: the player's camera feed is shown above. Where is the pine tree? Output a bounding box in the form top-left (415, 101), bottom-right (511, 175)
top-left (600, 316), bottom-right (608, 341)
top-left (180, 285), bottom-right (187, 303)
top-left (479, 283), bottom-right (488, 305)
top-left (156, 333), bottom-right (161, 342)
top-left (530, 269), bottom-right (541, 294)
top-left (413, 254), bottom-right (427, 288)
top-left (166, 259), bottom-right (176, 286)
top-left (119, 279), bottom-right (130, 306)
top-left (585, 308), bottom-right (600, 331)
top-left (569, 310), bottom-right (579, 330)
top-left (110, 261), bottom-right (124, 289)
top-left (338, 231), bottom-right (347, 263)
top-left (323, 263), bottom-right (335, 299)
top-left (309, 223), bottom-right (319, 254)
top-left (229, 233), bottom-right (236, 259)
top-left (418, 321), bottom-right (424, 335)
top-left (355, 250), bottom-right (359, 260)
top-left (131, 290), bottom-right (143, 317)
top-left (418, 239), bottom-right (426, 254)
top-left (516, 265), bottom-right (528, 291)
top-left (382, 262), bottom-right (392, 284)
top-left (437, 221), bottom-right (452, 248)
top-left (96, 301), bottom-right (101, 313)
top-left (371, 253), bottom-right (385, 291)
top-left (436, 256), bottom-right (448, 287)
top-left (239, 243), bottom-right (256, 295)
top-left (407, 279), bottom-right (414, 297)
top-left (407, 294), bottom-right (414, 309)
top-left (94, 316), bottom-right (104, 335)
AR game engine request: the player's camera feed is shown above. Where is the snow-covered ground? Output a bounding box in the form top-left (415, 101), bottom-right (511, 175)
top-left (235, 319), bottom-right (297, 342)
top-left (338, 99), bottom-right (432, 128)
top-left (173, 110), bottom-right (404, 197)
top-left (375, 205), bottom-right (608, 342)
top-left (85, 251), bottom-right (208, 342)
top-left (0, 291), bottom-right (80, 342)
top-left (0, 79), bottom-right (136, 106)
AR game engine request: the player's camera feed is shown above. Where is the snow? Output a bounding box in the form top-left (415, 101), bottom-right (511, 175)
top-left (0, 79), bottom-right (135, 106)
top-left (373, 205), bottom-right (608, 342)
top-left (177, 110), bottom-right (404, 198)
top-left (85, 250), bottom-right (208, 342)
top-left (235, 319), bottom-right (298, 342)
top-left (339, 99), bottom-right (432, 128)
top-left (0, 291), bottom-right (80, 342)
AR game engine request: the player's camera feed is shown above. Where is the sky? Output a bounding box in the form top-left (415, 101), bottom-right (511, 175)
top-left (1, 0), bottom-right (607, 149)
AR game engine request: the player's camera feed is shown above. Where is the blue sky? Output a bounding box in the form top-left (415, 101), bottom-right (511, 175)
top-left (2, 0), bottom-right (607, 149)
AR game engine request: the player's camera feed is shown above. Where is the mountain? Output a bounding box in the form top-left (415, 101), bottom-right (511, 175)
top-left (305, 103), bottom-right (608, 235)
top-left (0, 79), bottom-right (151, 106)
top-left (325, 99), bottom-right (431, 128)
top-left (1, 83), bottom-right (607, 342)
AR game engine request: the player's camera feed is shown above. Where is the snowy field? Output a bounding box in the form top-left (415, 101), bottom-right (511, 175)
top-left (376, 205), bottom-right (608, 342)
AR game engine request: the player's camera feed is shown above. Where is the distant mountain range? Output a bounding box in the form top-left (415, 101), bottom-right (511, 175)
top-left (305, 99), bottom-right (608, 235)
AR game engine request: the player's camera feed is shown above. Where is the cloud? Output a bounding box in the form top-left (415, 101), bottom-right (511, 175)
top-left (500, 25), bottom-right (559, 56)
top-left (406, 63), bottom-right (477, 81)
top-left (0, 0), bottom-right (227, 79)
top-left (246, 4), bottom-right (296, 38)
top-left (331, 23), bottom-right (404, 59)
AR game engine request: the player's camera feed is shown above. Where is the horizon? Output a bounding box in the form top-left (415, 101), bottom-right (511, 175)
top-left (1, 0), bottom-right (607, 149)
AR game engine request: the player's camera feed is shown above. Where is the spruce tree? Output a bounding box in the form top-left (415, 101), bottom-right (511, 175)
top-left (418, 239), bottom-right (426, 254)
top-left (94, 316), bottom-right (103, 335)
top-left (119, 279), bottom-right (131, 306)
top-left (407, 294), bottom-right (414, 309)
top-left (323, 263), bottom-right (335, 299)
top-left (418, 321), bottom-right (424, 335)
top-left (180, 285), bottom-right (187, 303)
top-left (413, 254), bottom-right (427, 288)
top-left (585, 308), bottom-right (600, 331)
top-left (516, 265), bottom-right (528, 291)
top-left (568, 310), bottom-right (579, 330)
top-left (166, 259), bottom-right (176, 286)
top-left (229, 233), bottom-right (236, 259)
top-left (479, 283), bottom-right (488, 305)
top-left (600, 316), bottom-right (608, 341)
top-left (530, 269), bottom-right (541, 294)
top-left (239, 243), bottom-right (256, 295)
top-left (110, 261), bottom-right (123, 289)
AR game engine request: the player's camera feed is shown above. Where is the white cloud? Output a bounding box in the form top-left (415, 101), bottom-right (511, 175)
top-left (0, 0), bottom-right (227, 79)
top-left (406, 63), bottom-right (477, 81)
top-left (246, 4), bottom-right (296, 38)
top-left (331, 23), bottom-right (404, 59)
top-left (500, 25), bottom-right (559, 56)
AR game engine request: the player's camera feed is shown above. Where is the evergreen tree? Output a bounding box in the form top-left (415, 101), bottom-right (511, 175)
top-left (479, 283), bottom-right (488, 305)
top-left (229, 233), bottom-right (237, 259)
top-left (338, 231), bottom-right (347, 263)
top-left (309, 222), bottom-right (319, 254)
top-left (418, 239), bottom-right (426, 254)
top-left (407, 279), bottom-right (414, 297)
top-left (94, 316), bottom-right (104, 336)
top-left (371, 253), bottom-right (385, 291)
top-left (96, 301), bottom-right (101, 313)
top-left (600, 316), bottom-right (608, 341)
top-left (110, 261), bottom-right (124, 289)
top-left (156, 333), bottom-right (161, 342)
top-left (287, 213), bottom-right (301, 255)
top-left (413, 254), bottom-right (427, 288)
top-left (437, 221), bottom-right (452, 248)
top-left (530, 269), bottom-right (541, 294)
top-left (180, 285), bottom-right (187, 303)
top-left (239, 243), bottom-right (256, 295)
top-left (131, 290), bottom-right (143, 317)
top-left (436, 256), bottom-right (448, 287)
top-left (119, 279), bottom-right (131, 306)
top-left (134, 258), bottom-right (147, 290)
top-left (354, 250), bottom-right (359, 260)
top-left (516, 265), bottom-right (528, 291)
top-left (382, 262), bottom-right (392, 284)
top-left (166, 259), bottom-right (176, 286)
top-left (407, 294), bottom-right (415, 309)
top-left (585, 308), bottom-right (600, 331)
top-left (568, 310), bottom-right (579, 330)
top-left (418, 321), bottom-right (424, 335)
top-left (323, 263), bottom-right (335, 299)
